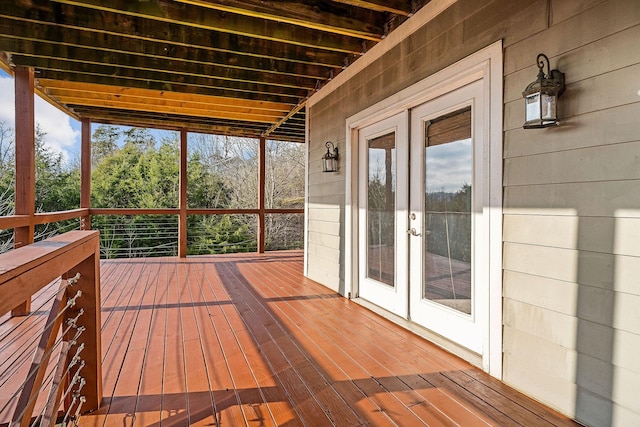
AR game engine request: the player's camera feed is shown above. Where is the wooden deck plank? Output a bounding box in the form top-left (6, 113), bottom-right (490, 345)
top-left (103, 260), bottom-right (161, 426)
top-left (133, 261), bottom-right (170, 426)
top-left (192, 263), bottom-right (251, 426)
top-left (159, 261), bottom-right (190, 425)
top-left (55, 251), bottom-right (580, 427)
top-left (239, 258), bottom-right (466, 426)
top-left (284, 277), bottom-right (509, 425)
top-left (218, 261), bottom-right (364, 424)
top-left (179, 264), bottom-right (221, 427)
top-left (221, 261), bottom-right (401, 426)
top-left (213, 260), bottom-right (354, 426)
top-left (204, 260), bottom-right (325, 426)
top-left (204, 263), bottom-right (283, 426)
top-left (237, 254), bottom-right (567, 426)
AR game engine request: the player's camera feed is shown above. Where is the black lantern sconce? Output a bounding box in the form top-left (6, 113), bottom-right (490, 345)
top-left (522, 53), bottom-right (565, 129)
top-left (322, 141), bottom-right (339, 173)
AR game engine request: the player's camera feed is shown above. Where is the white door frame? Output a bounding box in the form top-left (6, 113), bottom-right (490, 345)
top-left (344, 41), bottom-right (503, 377)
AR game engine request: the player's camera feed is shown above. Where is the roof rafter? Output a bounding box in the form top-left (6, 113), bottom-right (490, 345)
top-left (49, 0), bottom-right (374, 52)
top-left (0, 17), bottom-right (339, 80)
top-left (2, 2), bottom-right (353, 67)
top-left (3, 40), bottom-right (322, 91)
top-left (174, 0), bottom-right (386, 39)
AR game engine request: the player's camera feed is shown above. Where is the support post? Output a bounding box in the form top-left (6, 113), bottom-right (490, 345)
top-left (178, 129), bottom-right (188, 258)
top-left (13, 66), bottom-right (35, 316)
top-left (258, 136), bottom-right (266, 253)
top-left (80, 118), bottom-right (92, 230)
top-left (66, 242), bottom-right (102, 414)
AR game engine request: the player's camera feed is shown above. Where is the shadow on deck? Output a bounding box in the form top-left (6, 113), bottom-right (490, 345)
top-left (7, 251), bottom-right (578, 426)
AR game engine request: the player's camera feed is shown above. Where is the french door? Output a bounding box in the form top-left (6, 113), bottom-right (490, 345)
top-left (408, 80), bottom-right (486, 353)
top-left (357, 112), bottom-right (409, 317)
top-left (358, 80), bottom-right (487, 354)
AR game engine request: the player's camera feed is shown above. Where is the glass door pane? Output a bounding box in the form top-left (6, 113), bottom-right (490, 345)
top-left (424, 107), bottom-right (472, 314)
top-left (367, 132), bottom-right (396, 287)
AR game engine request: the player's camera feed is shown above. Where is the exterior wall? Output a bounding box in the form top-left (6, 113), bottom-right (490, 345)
top-left (306, 0), bottom-right (640, 425)
top-left (502, 1), bottom-right (640, 425)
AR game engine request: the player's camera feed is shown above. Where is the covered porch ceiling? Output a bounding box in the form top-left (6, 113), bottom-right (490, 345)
top-left (0, 0), bottom-right (432, 142)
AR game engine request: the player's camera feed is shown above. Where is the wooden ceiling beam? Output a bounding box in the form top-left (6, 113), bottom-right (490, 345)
top-left (45, 89), bottom-right (291, 114)
top-left (60, 98), bottom-right (282, 124)
top-left (85, 112), bottom-right (305, 142)
top-left (3, 2), bottom-right (353, 67)
top-left (55, 94), bottom-right (286, 123)
top-left (174, 0), bottom-right (386, 39)
top-left (35, 71), bottom-right (304, 104)
top-left (72, 106), bottom-right (273, 130)
top-left (11, 56), bottom-right (310, 100)
top-left (37, 80), bottom-right (294, 111)
top-left (3, 39), bottom-right (321, 90)
top-left (90, 118), bottom-right (272, 138)
top-left (0, 16), bottom-right (339, 79)
top-left (48, 0), bottom-right (374, 52)
top-left (331, 0), bottom-right (413, 16)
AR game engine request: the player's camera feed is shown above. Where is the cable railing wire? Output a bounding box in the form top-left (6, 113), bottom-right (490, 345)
top-left (0, 273), bottom-right (88, 426)
top-left (1, 299), bottom-right (83, 421)
top-left (0, 286), bottom-right (80, 392)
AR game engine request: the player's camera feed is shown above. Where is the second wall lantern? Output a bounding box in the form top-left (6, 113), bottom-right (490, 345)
top-left (522, 53), bottom-right (565, 129)
top-left (322, 141), bottom-right (339, 173)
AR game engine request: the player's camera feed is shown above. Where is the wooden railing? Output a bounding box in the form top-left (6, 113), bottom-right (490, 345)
top-left (0, 209), bottom-right (90, 233)
top-left (0, 230), bottom-right (102, 426)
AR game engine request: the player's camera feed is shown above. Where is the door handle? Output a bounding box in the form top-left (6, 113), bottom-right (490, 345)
top-left (408, 228), bottom-right (421, 237)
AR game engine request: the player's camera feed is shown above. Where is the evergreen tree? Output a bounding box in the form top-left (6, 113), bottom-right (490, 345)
top-left (91, 125), bottom-right (120, 166)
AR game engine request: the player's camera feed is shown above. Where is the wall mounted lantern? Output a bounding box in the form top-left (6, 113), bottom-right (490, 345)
top-left (522, 53), bottom-right (565, 129)
top-left (322, 141), bottom-right (339, 172)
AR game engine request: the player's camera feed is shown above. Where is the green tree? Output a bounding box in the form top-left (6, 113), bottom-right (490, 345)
top-left (35, 125), bottom-right (80, 213)
top-left (0, 121), bottom-right (81, 251)
top-left (91, 125), bottom-right (120, 166)
top-left (92, 142), bottom-right (145, 208)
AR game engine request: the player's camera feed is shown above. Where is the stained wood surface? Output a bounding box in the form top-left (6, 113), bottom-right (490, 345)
top-left (0, 0), bottom-right (431, 141)
top-left (62, 251), bottom-right (577, 426)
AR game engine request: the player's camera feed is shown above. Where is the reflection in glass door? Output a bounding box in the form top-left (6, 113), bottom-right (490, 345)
top-left (367, 132), bottom-right (396, 287)
top-left (358, 112), bottom-right (408, 317)
top-left (409, 80), bottom-right (484, 354)
top-left (424, 107), bottom-right (472, 314)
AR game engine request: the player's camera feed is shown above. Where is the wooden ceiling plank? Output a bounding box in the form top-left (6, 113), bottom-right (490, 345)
top-left (46, 89), bottom-right (292, 114)
top-left (174, 0), bottom-right (386, 39)
top-left (0, 18), bottom-right (338, 80)
top-left (263, 101), bottom-right (306, 137)
top-left (4, 43), bottom-right (320, 91)
top-left (56, 95), bottom-right (286, 121)
top-left (2, 2), bottom-right (352, 68)
top-left (331, 0), bottom-right (413, 16)
top-left (48, 0), bottom-right (372, 52)
top-left (63, 100), bottom-right (282, 123)
top-left (36, 71), bottom-right (303, 104)
top-left (11, 56), bottom-right (310, 99)
top-left (37, 80), bottom-right (295, 111)
top-left (72, 107), bottom-right (276, 132)
top-left (88, 118), bottom-right (270, 138)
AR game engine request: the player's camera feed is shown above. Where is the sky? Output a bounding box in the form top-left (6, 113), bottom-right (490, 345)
top-left (368, 138), bottom-right (472, 195)
top-left (425, 139), bottom-right (472, 193)
top-left (0, 69), bottom-right (82, 162)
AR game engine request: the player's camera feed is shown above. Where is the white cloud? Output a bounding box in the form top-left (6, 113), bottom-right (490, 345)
top-left (0, 75), bottom-right (80, 162)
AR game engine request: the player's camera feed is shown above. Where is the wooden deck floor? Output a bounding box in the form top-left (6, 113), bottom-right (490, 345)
top-left (3, 251), bottom-right (580, 426)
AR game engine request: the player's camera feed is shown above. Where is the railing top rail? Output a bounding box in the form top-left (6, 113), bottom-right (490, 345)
top-left (0, 230), bottom-right (99, 316)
